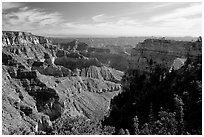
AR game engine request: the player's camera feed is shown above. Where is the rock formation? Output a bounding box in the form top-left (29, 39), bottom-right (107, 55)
top-left (3, 31), bottom-right (51, 47)
top-left (60, 40), bottom-right (89, 51)
top-left (79, 65), bottom-right (123, 83)
top-left (56, 40), bottom-right (131, 71)
top-left (130, 38), bottom-right (202, 71)
top-left (3, 31), bottom-right (201, 135)
top-left (169, 58), bottom-right (187, 71)
top-left (2, 31), bottom-right (123, 135)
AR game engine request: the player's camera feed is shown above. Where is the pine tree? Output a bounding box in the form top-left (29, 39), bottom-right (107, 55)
top-left (174, 94), bottom-right (184, 134)
top-left (125, 129), bottom-right (130, 135)
top-left (148, 102), bottom-right (154, 124)
top-left (140, 123), bottom-right (150, 135)
top-left (118, 128), bottom-right (126, 135)
top-left (131, 115), bottom-right (140, 135)
top-left (156, 110), bottom-right (178, 135)
top-left (197, 36), bottom-right (202, 42)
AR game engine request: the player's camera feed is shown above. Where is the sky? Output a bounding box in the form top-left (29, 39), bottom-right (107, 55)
top-left (2, 2), bottom-right (202, 37)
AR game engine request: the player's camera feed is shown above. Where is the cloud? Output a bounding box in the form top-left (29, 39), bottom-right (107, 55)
top-left (116, 17), bottom-right (140, 25)
top-left (159, 17), bottom-right (201, 29)
top-left (2, 2), bottom-right (23, 10)
top-left (92, 14), bottom-right (140, 26)
top-left (2, 3), bottom-right (201, 37)
top-left (150, 3), bottom-right (202, 22)
top-left (3, 6), bottom-right (65, 33)
top-left (92, 14), bottom-right (114, 22)
top-left (150, 3), bottom-right (176, 9)
top-left (146, 3), bottom-right (202, 32)
top-left (62, 12), bottom-right (201, 37)
top-left (60, 20), bottom-right (200, 37)
top-left (149, 2), bottom-right (187, 10)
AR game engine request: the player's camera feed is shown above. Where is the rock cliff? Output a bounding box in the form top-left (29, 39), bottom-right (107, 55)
top-left (130, 38), bottom-right (202, 70)
top-left (79, 65), bottom-right (123, 83)
top-left (3, 31), bottom-right (51, 46)
top-left (56, 40), bottom-right (130, 71)
top-left (2, 31), bottom-right (123, 135)
top-left (60, 40), bottom-right (89, 51)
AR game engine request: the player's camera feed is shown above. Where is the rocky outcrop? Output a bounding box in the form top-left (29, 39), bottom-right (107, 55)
top-left (60, 40), bottom-right (89, 51)
top-left (170, 58), bottom-right (187, 71)
top-left (55, 55), bottom-right (102, 70)
top-left (2, 66), bottom-right (38, 135)
top-left (81, 51), bottom-right (130, 71)
top-left (31, 60), bottom-right (73, 77)
top-left (2, 31), bottom-right (57, 69)
top-left (130, 38), bottom-right (202, 70)
top-left (36, 114), bottom-right (53, 133)
top-left (54, 48), bottom-right (103, 70)
top-left (57, 40), bottom-right (131, 71)
top-left (4, 65), bottom-right (121, 120)
top-left (2, 31), bottom-right (123, 135)
top-left (79, 66), bottom-right (124, 83)
top-left (2, 67), bottom-right (54, 134)
top-left (2, 31), bottom-right (51, 47)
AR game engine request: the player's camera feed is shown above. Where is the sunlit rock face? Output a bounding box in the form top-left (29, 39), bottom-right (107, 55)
top-left (2, 31), bottom-right (51, 46)
top-left (2, 31), bottom-right (123, 135)
top-left (169, 58), bottom-right (187, 72)
top-left (130, 38), bottom-right (202, 71)
top-left (79, 65), bottom-right (123, 83)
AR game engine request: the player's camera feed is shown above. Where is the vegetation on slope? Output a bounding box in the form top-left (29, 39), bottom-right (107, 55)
top-left (104, 54), bottom-right (201, 135)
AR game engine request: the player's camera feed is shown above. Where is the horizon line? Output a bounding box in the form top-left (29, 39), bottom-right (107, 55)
top-left (2, 30), bottom-right (200, 38)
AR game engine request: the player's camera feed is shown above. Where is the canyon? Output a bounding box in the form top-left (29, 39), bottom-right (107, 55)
top-left (2, 31), bottom-right (123, 134)
top-left (2, 31), bottom-right (201, 135)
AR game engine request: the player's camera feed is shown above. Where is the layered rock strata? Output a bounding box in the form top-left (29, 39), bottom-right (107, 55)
top-left (2, 31), bottom-right (123, 135)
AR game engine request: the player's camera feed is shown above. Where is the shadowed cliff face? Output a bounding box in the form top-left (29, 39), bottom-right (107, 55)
top-left (2, 31), bottom-right (123, 135)
top-left (56, 39), bottom-right (131, 71)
